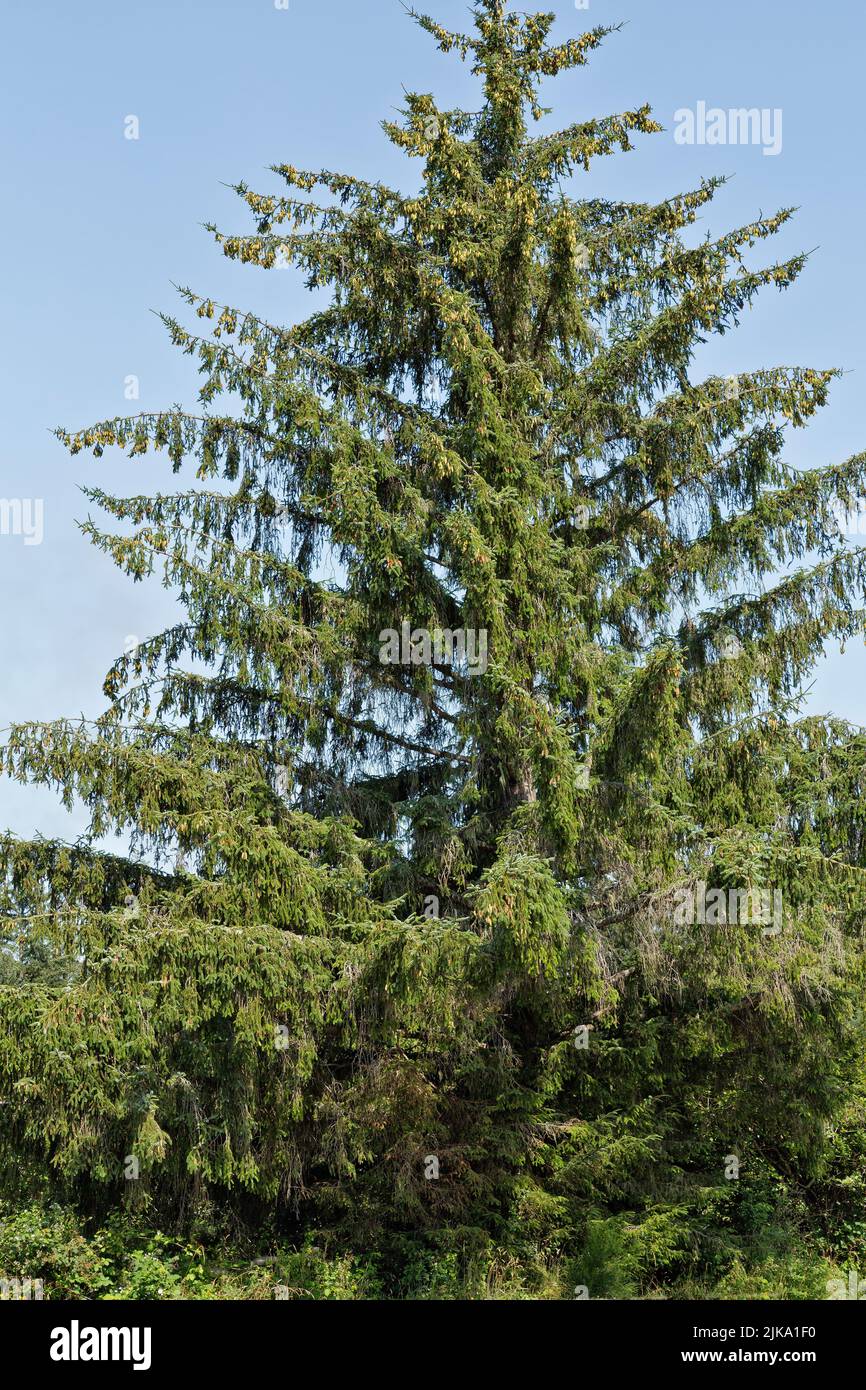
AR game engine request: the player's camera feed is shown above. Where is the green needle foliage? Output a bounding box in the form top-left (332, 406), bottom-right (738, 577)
top-left (3, 2), bottom-right (866, 1291)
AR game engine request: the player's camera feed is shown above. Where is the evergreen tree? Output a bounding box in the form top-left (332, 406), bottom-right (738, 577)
top-left (3, 1), bottom-right (866, 1286)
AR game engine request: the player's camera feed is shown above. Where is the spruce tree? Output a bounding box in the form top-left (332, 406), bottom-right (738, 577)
top-left (3, 1), bottom-right (866, 1287)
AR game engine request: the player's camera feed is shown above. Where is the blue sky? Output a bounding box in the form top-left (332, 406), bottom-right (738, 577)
top-left (2, 0), bottom-right (865, 840)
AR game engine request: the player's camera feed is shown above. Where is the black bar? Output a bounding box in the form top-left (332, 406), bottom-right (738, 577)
top-left (3, 1298), bottom-right (857, 1376)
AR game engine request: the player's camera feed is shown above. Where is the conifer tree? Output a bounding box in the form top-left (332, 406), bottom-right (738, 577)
top-left (3, 1), bottom-right (866, 1283)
